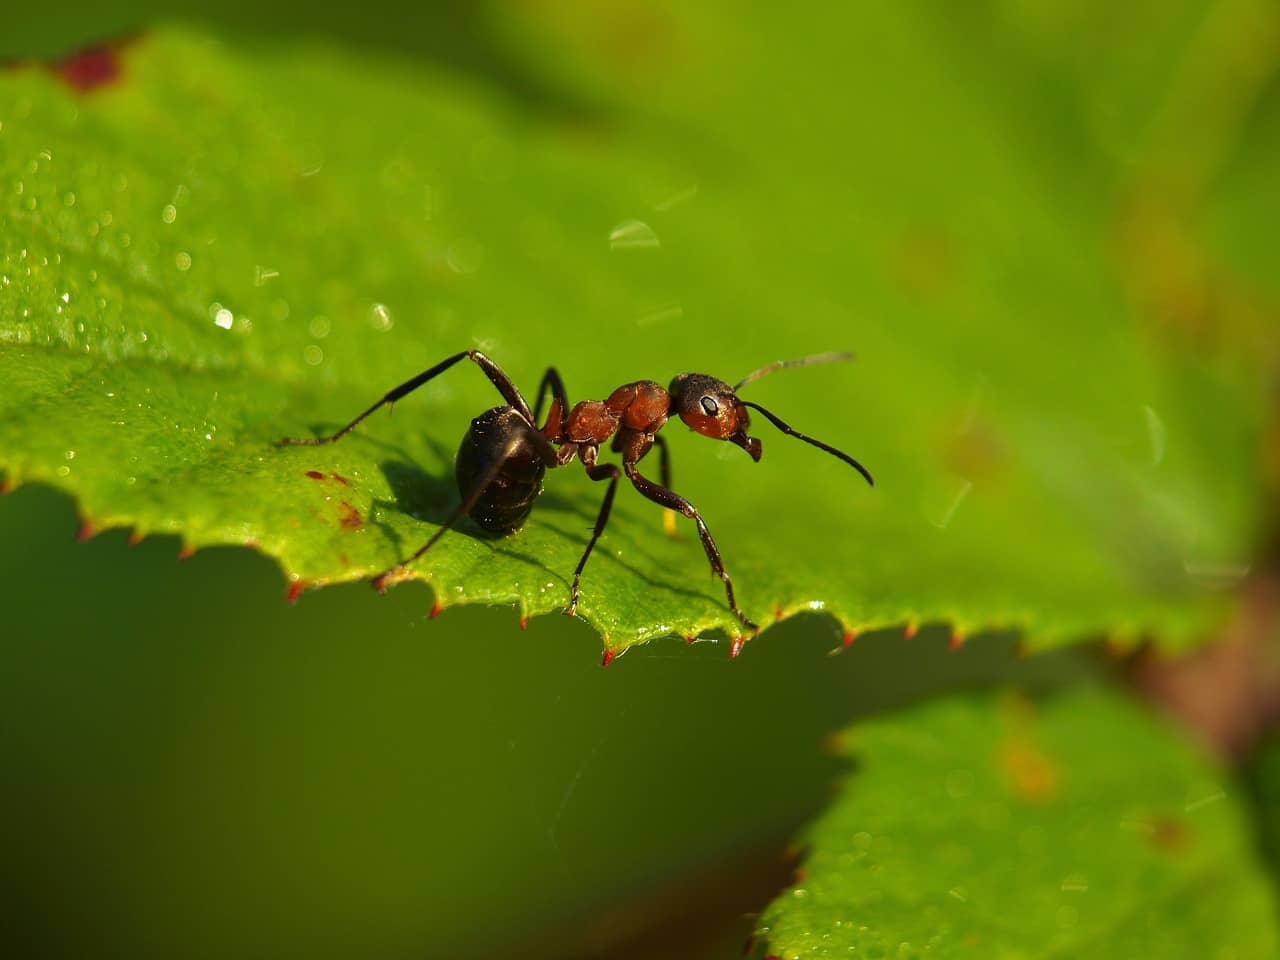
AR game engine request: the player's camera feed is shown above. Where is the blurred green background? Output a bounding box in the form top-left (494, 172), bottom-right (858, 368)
top-left (2, 1), bottom-right (1278, 957)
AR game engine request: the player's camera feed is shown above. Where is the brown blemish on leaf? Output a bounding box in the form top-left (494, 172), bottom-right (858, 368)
top-left (338, 501), bottom-right (361, 530)
top-left (1149, 813), bottom-right (1192, 854)
top-left (305, 470), bottom-right (324, 480)
top-left (1000, 739), bottom-right (1059, 802)
top-left (999, 736), bottom-right (1060, 803)
top-left (1111, 4), bottom-right (1280, 364)
top-left (942, 419), bottom-right (1007, 482)
top-left (889, 224), bottom-right (962, 304)
top-left (330, 472), bottom-right (351, 487)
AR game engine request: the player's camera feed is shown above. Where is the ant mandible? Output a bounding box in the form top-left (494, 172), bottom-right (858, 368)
top-left (280, 350), bottom-right (873, 634)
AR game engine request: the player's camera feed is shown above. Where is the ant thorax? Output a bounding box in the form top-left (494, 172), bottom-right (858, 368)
top-left (564, 380), bottom-right (670, 445)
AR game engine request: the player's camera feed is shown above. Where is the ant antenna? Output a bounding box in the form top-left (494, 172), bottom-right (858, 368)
top-left (738, 400), bottom-right (874, 488)
top-left (734, 351), bottom-right (854, 392)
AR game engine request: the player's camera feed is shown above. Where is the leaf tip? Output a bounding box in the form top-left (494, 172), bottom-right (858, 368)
top-left (729, 637), bottom-right (746, 660)
top-left (601, 648), bottom-right (616, 668)
top-left (841, 628), bottom-right (857, 648)
top-left (76, 519), bottom-right (98, 543)
top-left (177, 543), bottom-right (196, 561)
top-left (286, 580), bottom-right (307, 605)
top-left (949, 627), bottom-right (965, 650)
top-left (904, 621), bottom-right (918, 640)
top-left (429, 599), bottom-right (444, 619)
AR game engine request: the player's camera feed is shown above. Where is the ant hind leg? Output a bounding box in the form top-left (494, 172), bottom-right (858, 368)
top-left (624, 464), bottom-right (758, 634)
top-left (280, 350), bottom-right (534, 446)
top-left (566, 461), bottom-right (622, 617)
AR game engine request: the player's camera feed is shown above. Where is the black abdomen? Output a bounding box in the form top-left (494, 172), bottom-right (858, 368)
top-left (455, 406), bottom-right (546, 534)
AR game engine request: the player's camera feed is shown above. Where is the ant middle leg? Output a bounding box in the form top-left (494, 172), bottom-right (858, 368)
top-left (652, 435), bottom-right (678, 538)
top-left (532, 367), bottom-right (569, 438)
top-left (566, 459), bottom-right (622, 617)
top-left (280, 350), bottom-right (534, 446)
top-left (623, 464), bottom-right (758, 634)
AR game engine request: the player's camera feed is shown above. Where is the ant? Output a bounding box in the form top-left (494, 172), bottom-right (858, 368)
top-left (280, 350), bottom-right (873, 635)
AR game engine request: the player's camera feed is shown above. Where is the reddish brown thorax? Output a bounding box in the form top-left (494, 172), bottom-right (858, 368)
top-left (565, 380), bottom-right (670, 444)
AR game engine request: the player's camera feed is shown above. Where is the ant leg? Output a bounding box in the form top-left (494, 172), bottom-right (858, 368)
top-left (372, 438), bottom-right (521, 592)
top-left (566, 462), bottom-right (621, 617)
top-left (653, 435), bottom-right (678, 538)
top-left (531, 367), bottom-right (570, 435)
top-left (623, 464), bottom-right (758, 634)
top-left (653, 435), bottom-right (672, 488)
top-left (280, 350), bottom-right (533, 446)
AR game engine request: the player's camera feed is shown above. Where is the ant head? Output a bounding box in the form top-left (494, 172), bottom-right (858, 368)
top-left (668, 373), bottom-right (762, 461)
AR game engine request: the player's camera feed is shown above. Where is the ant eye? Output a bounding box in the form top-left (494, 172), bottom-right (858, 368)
top-left (700, 396), bottom-right (719, 416)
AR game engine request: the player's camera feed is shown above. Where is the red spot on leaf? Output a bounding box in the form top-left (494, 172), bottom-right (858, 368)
top-left (773, 606), bottom-right (784, 621)
top-left (904, 622), bottom-right (918, 640)
top-left (286, 581), bottom-right (306, 604)
top-left (57, 45), bottom-right (122, 92)
top-left (519, 615), bottom-right (528, 630)
top-left (305, 470), bottom-right (324, 480)
top-left (127, 529), bottom-right (144, 546)
top-left (76, 520), bottom-right (96, 542)
top-left (729, 637), bottom-right (746, 660)
top-left (337, 501), bottom-right (361, 530)
top-left (372, 574), bottom-right (391, 594)
top-left (429, 600), bottom-right (443, 619)
top-left (0, 477), bottom-right (13, 495)
top-left (330, 472), bottom-right (351, 487)
top-left (601, 648), bottom-right (616, 667)
top-left (177, 544), bottom-right (195, 560)
top-left (842, 629), bottom-right (857, 647)
top-left (684, 632), bottom-right (697, 644)
top-left (949, 628), bottom-right (965, 650)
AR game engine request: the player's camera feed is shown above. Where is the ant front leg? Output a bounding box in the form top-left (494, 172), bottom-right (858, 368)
top-left (623, 463), bottom-right (758, 634)
top-left (566, 449), bottom-right (621, 617)
top-left (279, 350), bottom-right (534, 446)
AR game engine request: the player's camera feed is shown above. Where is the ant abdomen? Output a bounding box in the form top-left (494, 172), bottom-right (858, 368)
top-left (455, 406), bottom-right (546, 534)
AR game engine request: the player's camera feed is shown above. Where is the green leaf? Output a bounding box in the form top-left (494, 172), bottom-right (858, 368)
top-left (753, 690), bottom-right (1278, 959)
top-left (0, 5), bottom-right (1267, 657)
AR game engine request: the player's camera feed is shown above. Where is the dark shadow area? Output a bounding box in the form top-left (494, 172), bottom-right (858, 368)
top-left (536, 623), bottom-right (1108, 960)
top-left (0, 482), bottom-right (1116, 960)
